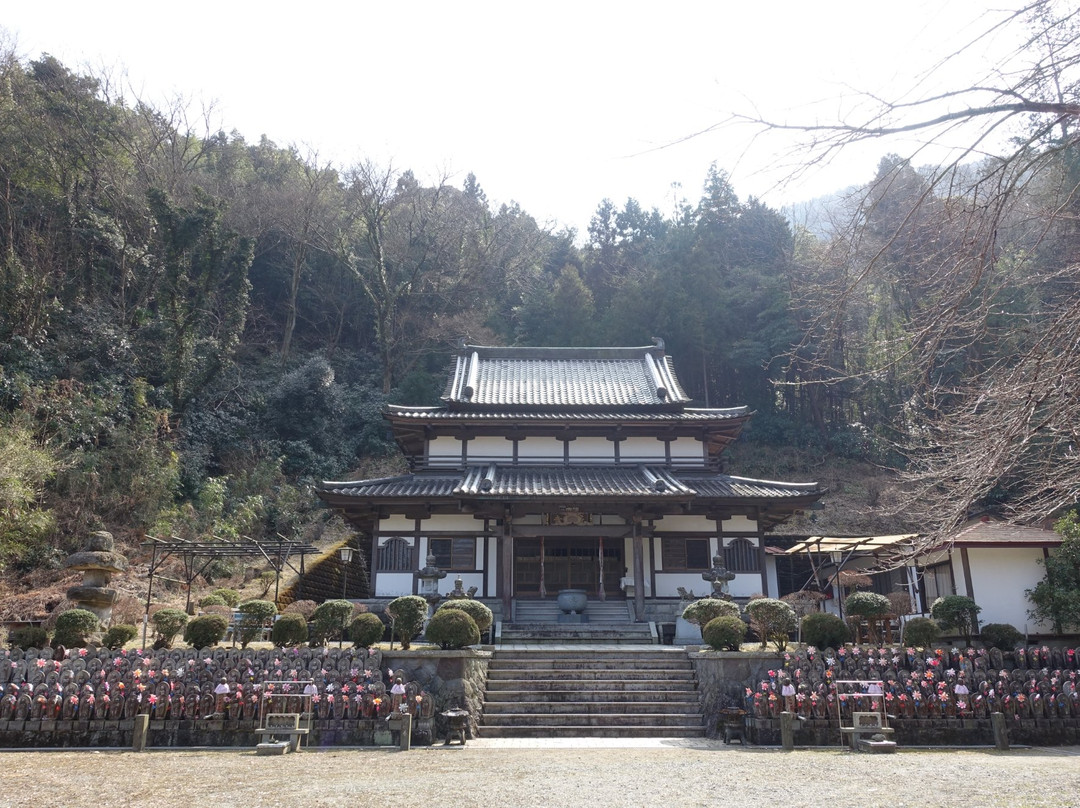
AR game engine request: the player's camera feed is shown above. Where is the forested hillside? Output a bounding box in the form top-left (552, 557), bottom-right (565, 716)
top-left (2, 17), bottom-right (1079, 600)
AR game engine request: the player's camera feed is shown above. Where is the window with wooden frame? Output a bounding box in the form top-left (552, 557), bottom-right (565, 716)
top-left (723, 538), bottom-right (759, 572)
top-left (661, 537), bottom-right (711, 571)
top-left (377, 536), bottom-right (413, 572)
top-left (429, 537), bottom-right (476, 571)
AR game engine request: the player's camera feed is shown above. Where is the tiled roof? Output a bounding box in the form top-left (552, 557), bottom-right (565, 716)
top-left (386, 405), bottom-right (749, 422)
top-left (443, 344), bottom-right (690, 408)
top-left (320, 466), bottom-right (821, 502)
top-left (950, 519), bottom-right (1061, 546)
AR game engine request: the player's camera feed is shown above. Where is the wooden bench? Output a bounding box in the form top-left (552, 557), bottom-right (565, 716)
top-left (255, 712), bottom-right (309, 754)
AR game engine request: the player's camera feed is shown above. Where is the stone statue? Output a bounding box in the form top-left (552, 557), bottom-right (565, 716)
top-left (63, 531), bottom-right (129, 622)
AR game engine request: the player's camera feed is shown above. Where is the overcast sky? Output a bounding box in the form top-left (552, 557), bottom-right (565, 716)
top-left (2, 1), bottom-right (1019, 234)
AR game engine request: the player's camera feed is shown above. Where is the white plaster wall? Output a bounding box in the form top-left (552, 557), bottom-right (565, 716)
top-left (765, 556), bottom-right (779, 599)
top-left (517, 436), bottom-right (563, 461)
top-left (375, 572), bottom-right (414, 597)
top-left (722, 515), bottom-right (758, 532)
top-left (467, 435), bottom-right (512, 462)
top-left (427, 436), bottom-right (461, 466)
top-left (967, 547), bottom-right (1052, 632)
top-left (669, 437), bottom-right (704, 463)
top-left (423, 514), bottom-right (481, 531)
top-left (487, 539), bottom-right (498, 597)
top-left (728, 572), bottom-right (763, 598)
top-left (622, 536), bottom-right (652, 578)
top-left (655, 572), bottom-right (707, 598)
top-left (620, 437), bottom-right (666, 461)
top-left (379, 516), bottom-right (415, 532)
top-left (568, 436), bottom-right (614, 463)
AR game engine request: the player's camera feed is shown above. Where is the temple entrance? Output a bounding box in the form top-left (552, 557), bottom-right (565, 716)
top-left (513, 537), bottom-right (623, 597)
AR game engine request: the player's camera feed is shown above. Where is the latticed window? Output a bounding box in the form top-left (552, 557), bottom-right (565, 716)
top-left (377, 536), bottom-right (413, 571)
top-left (662, 537), bottom-right (710, 571)
top-left (723, 538), bottom-right (759, 572)
top-left (429, 537), bottom-right (476, 571)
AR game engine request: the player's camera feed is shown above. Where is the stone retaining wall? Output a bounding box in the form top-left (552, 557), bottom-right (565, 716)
top-left (747, 716), bottom-right (1080, 746)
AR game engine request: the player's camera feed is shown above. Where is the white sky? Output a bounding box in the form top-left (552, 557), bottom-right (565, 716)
top-left (2, 1), bottom-right (1021, 235)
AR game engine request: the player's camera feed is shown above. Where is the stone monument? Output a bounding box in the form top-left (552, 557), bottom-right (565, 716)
top-left (63, 531), bottom-right (128, 622)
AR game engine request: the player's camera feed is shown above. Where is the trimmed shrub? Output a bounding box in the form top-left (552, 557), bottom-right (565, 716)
top-left (385, 595), bottom-right (428, 650)
top-left (437, 599), bottom-right (494, 634)
top-left (151, 608), bottom-right (189, 649)
top-left (980, 622), bottom-right (1024, 650)
top-left (703, 615), bottom-right (747, 651)
top-left (184, 614), bottom-right (229, 648)
top-left (425, 608), bottom-right (480, 649)
top-left (52, 609), bottom-right (101, 648)
top-left (198, 594), bottom-right (227, 608)
top-left (271, 613), bottom-right (309, 647)
top-left (310, 599), bottom-right (354, 646)
top-left (843, 591), bottom-right (891, 618)
top-left (102, 624), bottom-right (139, 650)
top-left (800, 612), bottom-right (851, 649)
top-left (682, 598), bottom-right (741, 627)
top-left (350, 612), bottom-right (387, 648)
top-left (212, 588), bottom-right (242, 607)
top-left (10, 625), bottom-right (48, 650)
top-left (745, 597), bottom-right (797, 652)
top-left (235, 599), bottom-right (278, 648)
top-left (931, 595), bottom-right (982, 646)
top-left (903, 616), bottom-right (941, 648)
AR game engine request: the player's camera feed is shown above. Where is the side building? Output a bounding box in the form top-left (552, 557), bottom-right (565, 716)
top-left (317, 341), bottom-right (823, 621)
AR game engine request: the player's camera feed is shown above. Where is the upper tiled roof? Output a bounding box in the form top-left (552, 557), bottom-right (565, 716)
top-left (386, 405), bottom-right (749, 422)
top-left (443, 342), bottom-right (690, 409)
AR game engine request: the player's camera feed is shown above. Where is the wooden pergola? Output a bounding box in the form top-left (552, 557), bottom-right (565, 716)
top-left (141, 536), bottom-right (321, 647)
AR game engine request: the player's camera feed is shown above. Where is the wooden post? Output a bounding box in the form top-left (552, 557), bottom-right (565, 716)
top-left (501, 517), bottom-right (514, 618)
top-left (132, 713), bottom-right (149, 752)
top-left (780, 711), bottom-right (794, 751)
top-left (991, 712), bottom-right (1009, 751)
top-left (632, 518), bottom-right (645, 623)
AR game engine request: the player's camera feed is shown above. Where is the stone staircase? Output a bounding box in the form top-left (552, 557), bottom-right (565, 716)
top-left (480, 648), bottom-right (704, 738)
top-left (499, 598), bottom-right (656, 644)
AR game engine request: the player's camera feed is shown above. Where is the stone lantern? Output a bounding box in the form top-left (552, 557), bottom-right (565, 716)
top-left (63, 531), bottom-right (129, 622)
top-left (416, 553), bottom-right (447, 614)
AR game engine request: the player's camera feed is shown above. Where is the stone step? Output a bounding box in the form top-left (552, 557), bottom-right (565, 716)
top-left (483, 689), bottom-right (698, 703)
top-left (492, 649), bottom-right (688, 662)
top-left (490, 656), bottom-right (691, 669)
top-left (480, 724), bottom-right (706, 739)
top-left (486, 668), bottom-right (695, 682)
top-left (485, 679), bottom-right (696, 693)
top-left (483, 700), bottom-right (701, 715)
top-left (481, 712), bottom-right (704, 727)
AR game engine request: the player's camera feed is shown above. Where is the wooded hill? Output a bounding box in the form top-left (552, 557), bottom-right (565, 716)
top-left (2, 39), bottom-right (1078, 596)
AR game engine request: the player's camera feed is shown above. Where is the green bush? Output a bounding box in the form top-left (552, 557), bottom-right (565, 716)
top-left (102, 624), bottom-right (139, 650)
top-left (270, 613), bottom-right (309, 647)
top-left (843, 591), bottom-right (891, 618)
top-left (52, 608), bottom-right (101, 648)
top-left (902, 616), bottom-right (941, 648)
top-left (682, 598), bottom-right (741, 627)
top-left (702, 615), bottom-right (747, 651)
top-left (212, 588), bottom-right (242, 607)
top-left (385, 595), bottom-right (428, 650)
top-left (979, 622), bottom-right (1023, 650)
top-left (151, 608), bottom-right (189, 649)
top-left (350, 612), bottom-right (387, 648)
top-left (10, 625), bottom-right (49, 650)
top-left (800, 612), bottom-right (851, 649)
top-left (184, 614), bottom-right (229, 648)
top-left (310, 599), bottom-right (354, 646)
top-left (931, 595), bottom-right (982, 646)
top-left (235, 599), bottom-right (278, 648)
top-left (744, 598), bottom-right (797, 652)
top-left (437, 599), bottom-right (493, 634)
top-left (424, 608), bottom-right (480, 649)
top-left (198, 594), bottom-right (227, 608)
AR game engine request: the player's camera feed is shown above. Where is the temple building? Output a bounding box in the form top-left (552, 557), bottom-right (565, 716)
top-left (317, 341), bottom-right (823, 621)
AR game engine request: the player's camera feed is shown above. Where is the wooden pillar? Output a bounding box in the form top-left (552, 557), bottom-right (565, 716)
top-left (501, 514), bottom-right (513, 618)
top-left (632, 517), bottom-right (645, 623)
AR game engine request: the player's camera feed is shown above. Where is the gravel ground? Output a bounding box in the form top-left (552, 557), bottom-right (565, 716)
top-left (2, 743), bottom-right (1078, 808)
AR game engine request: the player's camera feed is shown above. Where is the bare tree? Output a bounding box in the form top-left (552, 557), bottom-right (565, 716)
top-left (743, 1), bottom-right (1080, 541)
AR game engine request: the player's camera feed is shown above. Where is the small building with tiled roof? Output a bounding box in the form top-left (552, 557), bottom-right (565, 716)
top-left (317, 340), bottom-right (823, 621)
top-left (914, 516), bottom-right (1062, 634)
